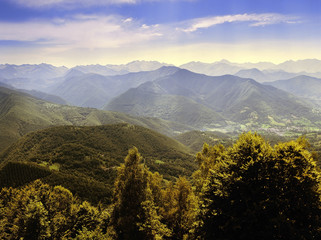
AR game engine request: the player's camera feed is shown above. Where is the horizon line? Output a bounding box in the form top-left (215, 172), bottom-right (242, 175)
top-left (1, 58), bottom-right (321, 68)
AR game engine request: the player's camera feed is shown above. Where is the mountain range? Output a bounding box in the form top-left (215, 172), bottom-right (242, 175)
top-left (234, 68), bottom-right (300, 82)
top-left (1, 59), bottom-right (321, 137)
top-left (180, 59), bottom-right (321, 76)
top-left (105, 68), bottom-right (319, 132)
top-left (1, 59), bottom-right (321, 92)
top-left (0, 63), bottom-right (68, 80)
top-left (48, 66), bottom-right (179, 108)
top-left (71, 60), bottom-right (173, 76)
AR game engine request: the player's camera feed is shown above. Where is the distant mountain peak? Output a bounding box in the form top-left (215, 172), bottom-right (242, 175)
top-left (126, 60), bottom-right (169, 64)
top-left (156, 65), bottom-right (181, 73)
top-left (218, 59), bottom-right (232, 64)
top-left (64, 68), bottom-right (84, 78)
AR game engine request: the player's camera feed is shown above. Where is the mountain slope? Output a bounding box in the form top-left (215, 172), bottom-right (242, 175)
top-left (50, 73), bottom-right (112, 108)
top-left (0, 86), bottom-right (192, 151)
top-left (174, 130), bottom-right (233, 152)
top-left (0, 124), bottom-right (195, 203)
top-left (265, 75), bottom-right (321, 101)
top-left (106, 81), bottom-right (226, 128)
top-left (0, 80), bottom-right (68, 105)
top-left (72, 64), bottom-right (128, 76)
top-left (276, 59), bottom-right (321, 73)
top-left (105, 69), bottom-right (320, 131)
top-left (50, 66), bottom-right (180, 108)
top-left (180, 59), bottom-right (321, 76)
top-left (235, 68), bottom-right (299, 82)
top-left (235, 68), bottom-right (267, 82)
top-left (0, 63), bottom-right (68, 91)
top-left (18, 89), bottom-right (68, 105)
top-left (0, 63), bottom-right (67, 80)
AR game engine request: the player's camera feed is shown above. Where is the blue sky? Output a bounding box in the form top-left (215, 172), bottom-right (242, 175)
top-left (0, 0), bottom-right (320, 66)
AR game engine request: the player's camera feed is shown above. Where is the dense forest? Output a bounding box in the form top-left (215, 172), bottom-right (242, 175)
top-left (1, 132), bottom-right (321, 239)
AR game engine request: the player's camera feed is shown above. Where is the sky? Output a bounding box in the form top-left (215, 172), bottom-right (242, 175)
top-left (0, 0), bottom-right (321, 67)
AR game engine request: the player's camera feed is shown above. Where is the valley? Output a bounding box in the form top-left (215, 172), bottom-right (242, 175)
top-left (1, 60), bottom-right (321, 195)
top-left (1, 60), bottom-right (321, 239)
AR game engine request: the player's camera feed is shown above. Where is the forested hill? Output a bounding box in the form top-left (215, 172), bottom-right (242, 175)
top-left (0, 123), bottom-right (195, 203)
top-left (0, 86), bottom-right (193, 151)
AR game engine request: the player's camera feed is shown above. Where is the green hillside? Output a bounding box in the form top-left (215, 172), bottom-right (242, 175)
top-left (265, 75), bottom-right (321, 102)
top-left (0, 161), bottom-right (113, 204)
top-left (0, 86), bottom-right (193, 151)
top-left (106, 82), bottom-right (226, 128)
top-left (175, 130), bottom-right (234, 152)
top-left (0, 123), bottom-right (195, 203)
top-left (19, 89), bottom-right (69, 105)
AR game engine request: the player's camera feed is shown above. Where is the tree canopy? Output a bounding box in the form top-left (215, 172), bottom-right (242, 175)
top-left (1, 132), bottom-right (321, 239)
top-left (195, 132), bottom-right (321, 240)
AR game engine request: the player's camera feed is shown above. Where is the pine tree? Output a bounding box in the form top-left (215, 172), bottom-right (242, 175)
top-left (163, 177), bottom-right (198, 240)
top-left (111, 147), bottom-right (170, 240)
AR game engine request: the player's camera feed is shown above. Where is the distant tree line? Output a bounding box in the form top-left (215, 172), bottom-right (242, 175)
top-left (1, 132), bottom-right (321, 239)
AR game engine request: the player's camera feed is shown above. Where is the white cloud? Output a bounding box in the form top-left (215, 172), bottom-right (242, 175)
top-left (9, 0), bottom-right (135, 8)
top-left (180, 13), bottom-right (300, 32)
top-left (0, 10), bottom-right (309, 67)
top-left (0, 15), bottom-right (163, 48)
top-left (9, 0), bottom-right (193, 8)
top-left (123, 18), bottom-right (133, 23)
top-left (0, 12), bottom-right (302, 59)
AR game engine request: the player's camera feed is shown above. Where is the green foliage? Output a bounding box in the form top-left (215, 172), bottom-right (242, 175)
top-left (193, 143), bottom-right (226, 193)
top-left (2, 131), bottom-right (321, 239)
top-left (0, 123), bottom-right (196, 204)
top-left (160, 177), bottom-right (198, 240)
top-left (0, 161), bottom-right (113, 205)
top-left (195, 132), bottom-right (321, 239)
top-left (0, 180), bottom-right (114, 239)
top-left (0, 161), bottom-right (51, 188)
top-left (1, 123), bottom-right (194, 181)
top-left (175, 130), bottom-right (233, 153)
top-left (0, 86), bottom-right (193, 152)
top-left (42, 171), bottom-right (113, 205)
top-left (138, 186), bottom-right (172, 240)
top-left (111, 147), bottom-right (171, 240)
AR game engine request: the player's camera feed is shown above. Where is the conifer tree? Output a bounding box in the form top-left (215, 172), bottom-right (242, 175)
top-left (111, 147), bottom-right (170, 240)
top-left (161, 177), bottom-right (198, 240)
